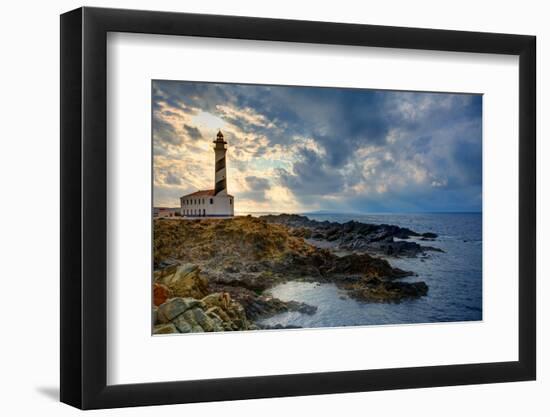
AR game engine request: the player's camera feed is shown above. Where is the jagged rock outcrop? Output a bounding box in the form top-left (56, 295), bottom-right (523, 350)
top-left (156, 263), bottom-right (209, 299)
top-left (153, 217), bottom-right (413, 285)
top-left (154, 294), bottom-right (254, 334)
top-left (261, 214), bottom-right (442, 257)
top-left (339, 276), bottom-right (429, 302)
top-left (152, 264), bottom-right (318, 334)
top-left (152, 215), bottom-right (435, 334)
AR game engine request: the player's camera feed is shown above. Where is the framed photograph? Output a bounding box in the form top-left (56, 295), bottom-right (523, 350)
top-left (60, 7), bottom-right (536, 409)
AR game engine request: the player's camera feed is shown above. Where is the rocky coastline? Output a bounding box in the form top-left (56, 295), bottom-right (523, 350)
top-left (153, 214), bottom-right (441, 334)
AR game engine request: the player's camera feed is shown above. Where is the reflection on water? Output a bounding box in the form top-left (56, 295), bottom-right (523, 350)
top-left (258, 213), bottom-right (482, 328)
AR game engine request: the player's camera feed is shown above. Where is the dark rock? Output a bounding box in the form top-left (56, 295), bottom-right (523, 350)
top-left (368, 239), bottom-right (440, 257)
top-left (323, 253), bottom-right (412, 278)
top-left (261, 214), bottom-right (439, 257)
top-left (211, 272), bottom-right (277, 292)
top-left (343, 276), bottom-right (429, 303)
top-left (216, 288), bottom-right (318, 320)
top-left (259, 323), bottom-right (303, 330)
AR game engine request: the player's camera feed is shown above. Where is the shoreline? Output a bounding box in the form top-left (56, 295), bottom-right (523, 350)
top-left (153, 213), bottom-right (441, 334)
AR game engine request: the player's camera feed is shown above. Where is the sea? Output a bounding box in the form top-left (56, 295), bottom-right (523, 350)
top-left (242, 212), bottom-right (482, 329)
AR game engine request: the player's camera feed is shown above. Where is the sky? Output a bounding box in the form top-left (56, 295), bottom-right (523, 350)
top-left (152, 80), bottom-right (482, 213)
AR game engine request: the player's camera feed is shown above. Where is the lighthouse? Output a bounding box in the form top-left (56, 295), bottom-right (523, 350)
top-left (179, 130), bottom-right (234, 217)
top-left (214, 130), bottom-right (228, 196)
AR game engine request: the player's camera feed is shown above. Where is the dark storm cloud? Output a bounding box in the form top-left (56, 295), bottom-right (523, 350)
top-left (277, 148), bottom-right (346, 196)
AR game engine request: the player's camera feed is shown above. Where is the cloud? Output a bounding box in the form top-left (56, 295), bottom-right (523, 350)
top-left (183, 124), bottom-right (202, 140)
top-left (165, 171), bottom-right (182, 185)
top-left (238, 176), bottom-right (271, 202)
top-left (152, 80), bottom-right (482, 212)
top-left (153, 118), bottom-right (181, 146)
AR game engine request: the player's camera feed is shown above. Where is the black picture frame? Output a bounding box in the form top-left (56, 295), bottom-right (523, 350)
top-left (60, 6), bottom-right (536, 410)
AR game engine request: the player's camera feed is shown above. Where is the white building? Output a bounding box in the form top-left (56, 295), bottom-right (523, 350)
top-left (180, 130), bottom-right (234, 217)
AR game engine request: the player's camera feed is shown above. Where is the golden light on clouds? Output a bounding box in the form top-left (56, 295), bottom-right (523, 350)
top-left (152, 80), bottom-right (483, 213)
top-left (191, 111), bottom-right (227, 131)
top-left (152, 96), bottom-right (317, 212)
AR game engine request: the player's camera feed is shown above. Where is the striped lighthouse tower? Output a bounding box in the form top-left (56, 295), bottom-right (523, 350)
top-left (213, 130), bottom-right (228, 196)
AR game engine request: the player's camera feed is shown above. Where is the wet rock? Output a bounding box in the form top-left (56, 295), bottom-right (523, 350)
top-left (286, 300), bottom-right (317, 315)
top-left (343, 276), bottom-right (429, 303)
top-left (234, 293), bottom-right (317, 320)
top-left (368, 239), bottom-right (443, 257)
top-left (259, 323), bottom-right (303, 330)
top-left (324, 253), bottom-right (412, 278)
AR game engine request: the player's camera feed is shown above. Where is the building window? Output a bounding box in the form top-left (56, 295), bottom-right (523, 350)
top-left (230, 198), bottom-right (232, 205)
top-left (210, 198), bottom-right (213, 204)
